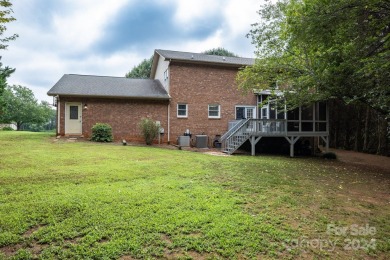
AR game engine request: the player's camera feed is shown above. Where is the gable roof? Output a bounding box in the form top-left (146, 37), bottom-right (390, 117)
top-left (155, 49), bottom-right (255, 66)
top-left (150, 49), bottom-right (255, 79)
top-left (47, 74), bottom-right (170, 100)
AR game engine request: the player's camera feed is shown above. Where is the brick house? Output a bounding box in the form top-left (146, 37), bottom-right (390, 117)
top-left (48, 49), bottom-right (329, 156)
top-left (48, 49), bottom-right (256, 144)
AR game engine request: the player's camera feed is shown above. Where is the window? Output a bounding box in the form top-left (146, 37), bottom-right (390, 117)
top-left (208, 104), bottom-right (220, 118)
top-left (177, 104), bottom-right (187, 118)
top-left (236, 106), bottom-right (256, 120)
top-left (69, 106), bottom-right (78, 120)
top-left (236, 107), bottom-right (245, 119)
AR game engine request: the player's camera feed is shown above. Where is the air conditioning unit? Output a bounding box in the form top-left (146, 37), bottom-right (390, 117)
top-left (195, 135), bottom-right (208, 148)
top-left (178, 136), bottom-right (190, 147)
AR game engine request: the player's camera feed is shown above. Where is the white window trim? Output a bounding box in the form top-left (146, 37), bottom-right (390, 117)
top-left (177, 103), bottom-right (188, 118)
top-left (208, 104), bottom-right (221, 119)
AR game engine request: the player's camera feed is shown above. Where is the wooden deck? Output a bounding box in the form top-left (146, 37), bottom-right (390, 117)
top-left (221, 119), bottom-right (329, 157)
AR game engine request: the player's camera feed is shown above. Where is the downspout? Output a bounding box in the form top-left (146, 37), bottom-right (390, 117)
top-left (167, 102), bottom-right (170, 144)
top-left (167, 60), bottom-right (172, 144)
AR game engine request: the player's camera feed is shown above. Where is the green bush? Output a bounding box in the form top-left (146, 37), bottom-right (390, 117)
top-left (1, 126), bottom-right (14, 131)
top-left (91, 123), bottom-right (113, 142)
top-left (138, 118), bottom-right (159, 145)
top-left (322, 152), bottom-right (337, 160)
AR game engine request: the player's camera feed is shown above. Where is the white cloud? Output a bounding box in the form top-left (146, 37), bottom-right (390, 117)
top-left (52, 0), bottom-right (130, 51)
top-left (159, 30), bottom-right (221, 54)
top-left (158, 0), bottom-right (261, 57)
top-left (223, 0), bottom-right (260, 37)
top-left (169, 0), bottom-right (221, 28)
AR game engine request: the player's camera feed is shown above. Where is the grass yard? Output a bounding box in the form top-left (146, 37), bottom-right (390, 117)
top-left (0, 132), bottom-right (389, 259)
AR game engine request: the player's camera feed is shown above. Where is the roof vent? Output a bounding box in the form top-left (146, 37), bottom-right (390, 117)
top-left (222, 56), bottom-right (226, 61)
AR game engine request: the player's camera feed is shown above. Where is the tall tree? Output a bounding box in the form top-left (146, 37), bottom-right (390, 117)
top-left (203, 47), bottom-right (238, 57)
top-left (237, 0), bottom-right (390, 118)
top-left (0, 0), bottom-right (18, 50)
top-left (125, 56), bottom-right (153, 79)
top-left (0, 59), bottom-right (14, 111)
top-left (0, 85), bottom-right (52, 130)
top-left (0, 0), bottom-right (18, 113)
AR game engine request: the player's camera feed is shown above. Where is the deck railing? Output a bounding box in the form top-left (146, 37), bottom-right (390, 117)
top-left (226, 119), bottom-right (329, 136)
top-left (220, 118), bottom-right (249, 142)
top-left (251, 119), bottom-right (288, 136)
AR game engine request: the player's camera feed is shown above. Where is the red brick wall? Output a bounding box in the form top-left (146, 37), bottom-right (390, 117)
top-left (168, 62), bottom-right (256, 144)
top-left (58, 97), bottom-right (169, 142)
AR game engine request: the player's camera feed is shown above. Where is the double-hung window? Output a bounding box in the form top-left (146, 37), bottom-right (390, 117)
top-left (208, 104), bottom-right (220, 118)
top-left (177, 104), bottom-right (188, 118)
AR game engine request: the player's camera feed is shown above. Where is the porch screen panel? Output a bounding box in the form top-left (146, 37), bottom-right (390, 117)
top-left (316, 102), bottom-right (327, 121)
top-left (302, 122), bottom-right (313, 131)
top-left (277, 109), bottom-right (285, 119)
top-left (269, 103), bottom-right (276, 119)
top-left (301, 105), bottom-right (313, 120)
top-left (315, 102), bottom-right (327, 132)
top-left (287, 108), bottom-right (299, 120)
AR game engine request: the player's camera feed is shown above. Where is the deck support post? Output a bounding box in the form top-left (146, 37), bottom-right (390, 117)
top-left (249, 136), bottom-right (262, 156)
top-left (285, 136), bottom-right (300, 157)
top-left (320, 135), bottom-right (329, 152)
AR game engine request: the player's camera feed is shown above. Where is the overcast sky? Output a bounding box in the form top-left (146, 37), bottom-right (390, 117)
top-left (2, 0), bottom-right (262, 103)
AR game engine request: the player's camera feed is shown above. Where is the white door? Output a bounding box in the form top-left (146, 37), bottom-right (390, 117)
top-left (65, 103), bottom-right (82, 134)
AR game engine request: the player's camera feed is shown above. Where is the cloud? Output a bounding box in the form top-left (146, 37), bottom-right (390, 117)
top-left (94, 0), bottom-right (224, 55)
top-left (1, 0), bottom-right (263, 103)
top-left (170, 0), bottom-right (221, 29)
top-left (51, 0), bottom-right (129, 52)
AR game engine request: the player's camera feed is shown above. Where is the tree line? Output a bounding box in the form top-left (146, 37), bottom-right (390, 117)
top-left (0, 1), bottom-right (55, 132)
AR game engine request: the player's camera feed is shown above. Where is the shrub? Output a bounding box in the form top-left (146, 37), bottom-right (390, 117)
top-left (322, 152), bottom-right (337, 160)
top-left (2, 126), bottom-right (14, 131)
top-left (138, 118), bottom-right (159, 145)
top-left (91, 123), bottom-right (113, 142)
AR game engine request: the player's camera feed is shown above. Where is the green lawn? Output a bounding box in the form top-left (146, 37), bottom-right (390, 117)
top-left (0, 132), bottom-right (389, 259)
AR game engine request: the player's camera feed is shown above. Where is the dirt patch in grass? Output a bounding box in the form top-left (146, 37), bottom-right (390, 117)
top-left (330, 148), bottom-right (390, 174)
top-left (22, 225), bottom-right (45, 238)
top-left (0, 240), bottom-right (48, 258)
top-left (119, 255), bottom-right (138, 260)
top-left (0, 244), bottom-right (24, 258)
top-left (161, 234), bottom-right (173, 245)
top-left (163, 250), bottom-right (217, 260)
top-left (0, 225), bottom-right (49, 257)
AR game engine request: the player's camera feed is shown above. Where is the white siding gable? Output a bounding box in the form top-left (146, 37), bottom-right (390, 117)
top-left (154, 54), bottom-right (170, 93)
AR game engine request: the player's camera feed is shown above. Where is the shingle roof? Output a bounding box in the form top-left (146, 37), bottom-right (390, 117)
top-left (47, 74), bottom-right (170, 100)
top-left (155, 49), bottom-right (255, 66)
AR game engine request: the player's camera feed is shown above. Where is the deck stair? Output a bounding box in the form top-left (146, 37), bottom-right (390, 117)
top-left (221, 118), bottom-right (251, 154)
